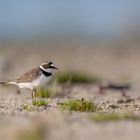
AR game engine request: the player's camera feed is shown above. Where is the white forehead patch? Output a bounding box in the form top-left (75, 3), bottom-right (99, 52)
top-left (50, 63), bottom-right (54, 67)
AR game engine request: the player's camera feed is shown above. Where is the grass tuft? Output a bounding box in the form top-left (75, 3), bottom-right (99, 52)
top-left (59, 99), bottom-right (96, 112)
top-left (23, 104), bottom-right (31, 112)
top-left (55, 71), bottom-right (101, 84)
top-left (36, 88), bottom-right (52, 98)
top-left (90, 113), bottom-right (140, 122)
top-left (32, 100), bottom-right (48, 107)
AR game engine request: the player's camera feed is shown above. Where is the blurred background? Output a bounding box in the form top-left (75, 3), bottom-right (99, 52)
top-left (0, 1), bottom-right (140, 140)
top-left (0, 0), bottom-right (140, 84)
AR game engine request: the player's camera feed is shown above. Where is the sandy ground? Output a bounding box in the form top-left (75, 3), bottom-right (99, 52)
top-left (0, 84), bottom-right (140, 140)
top-left (0, 44), bottom-right (140, 140)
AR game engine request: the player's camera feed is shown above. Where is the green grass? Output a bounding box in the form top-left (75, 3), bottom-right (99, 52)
top-left (55, 71), bottom-right (101, 84)
top-left (36, 87), bottom-right (59, 98)
top-left (36, 88), bottom-right (52, 98)
top-left (90, 113), bottom-right (140, 122)
top-left (32, 100), bottom-right (48, 107)
top-left (59, 99), bottom-right (96, 112)
top-left (23, 104), bottom-right (32, 112)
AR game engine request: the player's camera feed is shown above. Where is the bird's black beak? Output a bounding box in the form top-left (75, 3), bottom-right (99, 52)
top-left (54, 66), bottom-right (58, 70)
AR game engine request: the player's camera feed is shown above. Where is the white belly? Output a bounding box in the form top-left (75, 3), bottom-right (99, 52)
top-left (14, 74), bottom-right (51, 90)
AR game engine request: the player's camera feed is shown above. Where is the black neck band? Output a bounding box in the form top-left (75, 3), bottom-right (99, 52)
top-left (40, 68), bottom-right (52, 77)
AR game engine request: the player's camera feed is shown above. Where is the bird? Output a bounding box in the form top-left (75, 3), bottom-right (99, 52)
top-left (0, 61), bottom-right (58, 100)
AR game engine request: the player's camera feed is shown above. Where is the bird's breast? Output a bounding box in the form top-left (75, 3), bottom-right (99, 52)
top-left (31, 74), bottom-right (51, 88)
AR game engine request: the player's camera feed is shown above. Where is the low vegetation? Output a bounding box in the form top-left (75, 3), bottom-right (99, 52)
top-left (58, 99), bottom-right (96, 112)
top-left (23, 104), bottom-right (32, 112)
top-left (36, 85), bottom-right (60, 98)
top-left (36, 88), bottom-right (52, 98)
top-left (18, 131), bottom-right (44, 140)
top-left (32, 100), bottom-right (49, 107)
top-left (90, 113), bottom-right (140, 122)
top-left (17, 127), bottom-right (46, 140)
top-left (55, 71), bottom-right (101, 84)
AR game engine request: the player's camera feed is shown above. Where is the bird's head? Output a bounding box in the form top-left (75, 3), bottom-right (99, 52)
top-left (40, 62), bottom-right (58, 73)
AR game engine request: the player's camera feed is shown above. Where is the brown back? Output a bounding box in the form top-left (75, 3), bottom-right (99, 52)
top-left (15, 67), bottom-right (41, 83)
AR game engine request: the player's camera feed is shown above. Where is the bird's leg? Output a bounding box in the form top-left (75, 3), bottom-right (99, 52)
top-left (32, 89), bottom-right (37, 100)
top-left (16, 88), bottom-right (21, 94)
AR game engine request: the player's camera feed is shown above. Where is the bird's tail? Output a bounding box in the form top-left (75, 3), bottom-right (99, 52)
top-left (0, 81), bottom-right (9, 85)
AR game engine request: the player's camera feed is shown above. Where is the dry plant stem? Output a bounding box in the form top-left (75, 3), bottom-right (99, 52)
top-left (32, 89), bottom-right (37, 100)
